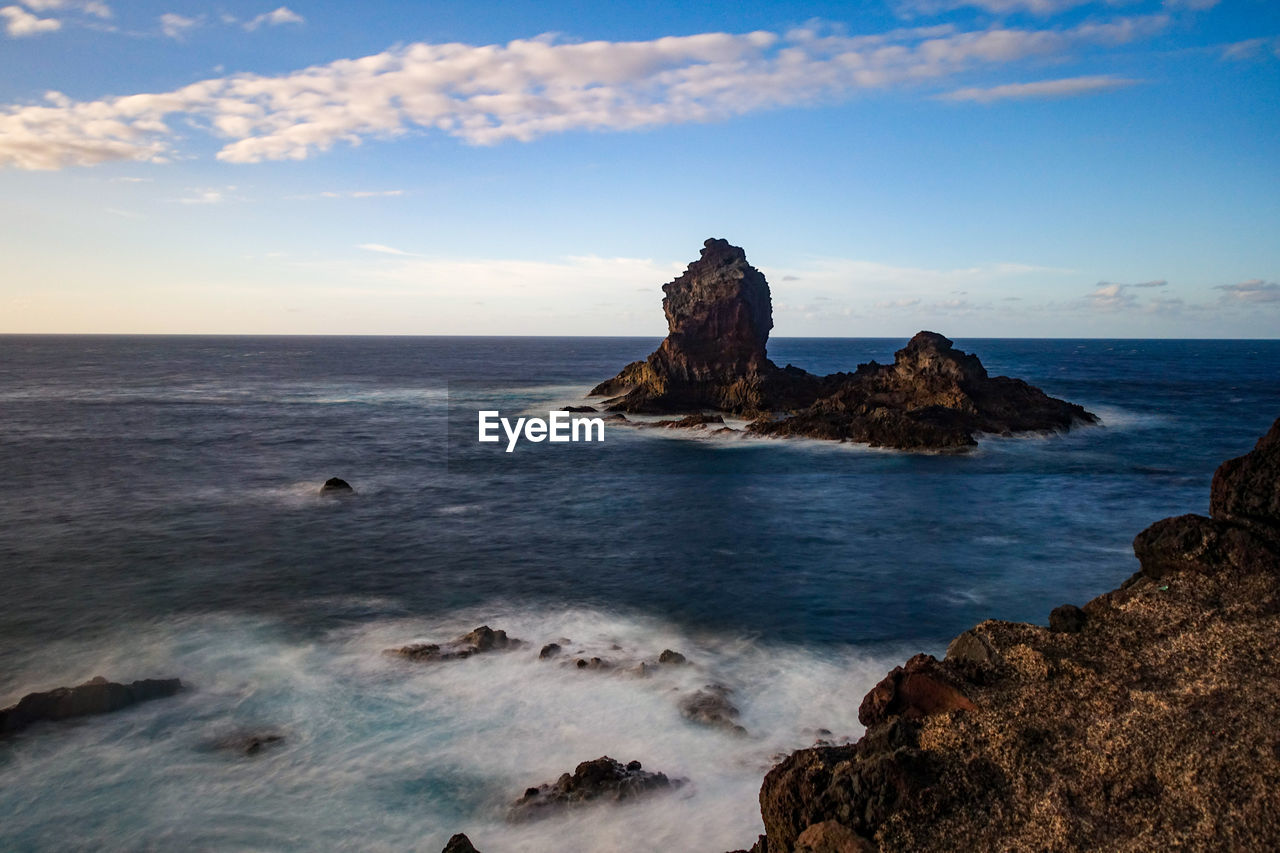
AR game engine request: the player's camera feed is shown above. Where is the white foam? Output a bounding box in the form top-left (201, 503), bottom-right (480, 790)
top-left (0, 607), bottom-right (896, 852)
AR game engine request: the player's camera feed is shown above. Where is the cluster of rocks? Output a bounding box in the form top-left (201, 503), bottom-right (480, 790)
top-left (590, 239), bottom-right (1096, 450)
top-left (386, 625), bottom-right (524, 663)
top-left (734, 415), bottom-right (1280, 851)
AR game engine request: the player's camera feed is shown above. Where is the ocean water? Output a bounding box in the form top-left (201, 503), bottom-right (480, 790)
top-left (1, 335), bottom-right (1277, 851)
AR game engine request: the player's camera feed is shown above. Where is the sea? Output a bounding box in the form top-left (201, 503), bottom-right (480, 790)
top-left (1, 335), bottom-right (1277, 852)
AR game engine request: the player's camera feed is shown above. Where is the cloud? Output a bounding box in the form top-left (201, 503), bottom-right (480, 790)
top-left (1222, 37), bottom-right (1280, 62)
top-left (899, 0), bottom-right (1217, 14)
top-left (244, 6), bottom-right (303, 31)
top-left (320, 189), bottom-right (403, 198)
top-left (0, 15), bottom-right (1171, 169)
top-left (2, 5), bottom-right (60, 36)
top-left (1216, 280), bottom-right (1280, 304)
top-left (357, 243), bottom-right (417, 256)
top-left (941, 74), bottom-right (1138, 102)
top-left (1085, 279), bottom-right (1167, 310)
top-left (175, 187), bottom-right (232, 204)
top-left (159, 12), bottom-right (199, 39)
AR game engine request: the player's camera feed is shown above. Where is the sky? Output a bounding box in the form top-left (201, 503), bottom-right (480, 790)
top-left (1, 0), bottom-right (1277, 337)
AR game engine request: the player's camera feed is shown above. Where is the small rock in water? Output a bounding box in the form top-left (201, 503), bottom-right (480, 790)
top-left (207, 730), bottom-right (286, 757)
top-left (679, 684), bottom-right (747, 735)
top-left (386, 625), bottom-right (523, 663)
top-left (441, 833), bottom-right (481, 853)
top-left (508, 755), bottom-right (683, 822)
top-left (319, 477), bottom-right (354, 496)
top-left (564, 405), bottom-right (597, 413)
top-left (658, 649), bottom-right (687, 665)
top-left (538, 643), bottom-right (562, 659)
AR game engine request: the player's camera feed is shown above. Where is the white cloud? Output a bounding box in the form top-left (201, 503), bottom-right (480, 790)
top-left (942, 74), bottom-right (1138, 101)
top-left (1216, 280), bottom-right (1280, 304)
top-left (2, 5), bottom-right (60, 36)
top-left (320, 189), bottom-right (403, 198)
top-left (1222, 37), bottom-right (1280, 62)
top-left (244, 6), bottom-right (303, 31)
top-left (159, 12), bottom-right (199, 40)
top-left (899, 0), bottom-right (1119, 16)
top-left (176, 188), bottom-right (229, 204)
top-left (0, 16), bottom-right (1171, 169)
top-left (23, 0), bottom-right (111, 16)
top-left (357, 243), bottom-right (416, 256)
top-left (1085, 279), bottom-right (1167, 310)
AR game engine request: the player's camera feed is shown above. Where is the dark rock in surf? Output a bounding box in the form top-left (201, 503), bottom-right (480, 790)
top-left (658, 649), bottom-right (687, 665)
top-left (387, 625), bottom-right (523, 663)
top-left (210, 731), bottom-right (286, 757)
top-left (651, 413), bottom-right (727, 430)
top-left (539, 643), bottom-right (562, 660)
top-left (508, 755), bottom-right (682, 821)
top-left (320, 477), bottom-right (354, 495)
top-left (564, 405), bottom-right (598, 413)
top-left (442, 833), bottom-right (481, 853)
top-left (590, 239), bottom-right (1096, 450)
top-left (0, 676), bottom-right (182, 736)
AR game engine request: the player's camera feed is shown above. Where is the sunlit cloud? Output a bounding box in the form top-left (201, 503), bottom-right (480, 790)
top-left (1, 5), bottom-right (60, 36)
top-left (158, 12), bottom-right (200, 40)
top-left (0, 15), bottom-right (1170, 169)
top-left (1216, 280), bottom-right (1280, 304)
top-left (357, 243), bottom-right (417, 256)
top-left (244, 6), bottom-right (303, 31)
top-left (1085, 279), bottom-right (1167, 310)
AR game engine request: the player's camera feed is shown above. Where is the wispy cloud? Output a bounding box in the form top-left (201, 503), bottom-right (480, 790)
top-left (1216, 280), bottom-right (1280, 304)
top-left (158, 12), bottom-right (199, 40)
top-left (1, 5), bottom-right (60, 36)
top-left (244, 6), bottom-right (303, 31)
top-left (898, 0), bottom-right (1217, 14)
top-left (1222, 37), bottom-right (1280, 62)
top-left (941, 74), bottom-right (1139, 102)
top-left (357, 243), bottom-right (417, 256)
top-left (0, 15), bottom-right (1170, 169)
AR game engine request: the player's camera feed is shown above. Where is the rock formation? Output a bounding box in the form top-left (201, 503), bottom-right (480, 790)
top-left (508, 756), bottom-right (683, 821)
top-left (320, 477), bottom-right (354, 495)
top-left (591, 239), bottom-right (1096, 450)
top-left (441, 834), bottom-right (481, 853)
top-left (742, 415), bottom-right (1280, 851)
top-left (679, 685), bottom-right (748, 735)
top-left (0, 676), bottom-right (182, 736)
top-left (386, 625), bottom-right (523, 663)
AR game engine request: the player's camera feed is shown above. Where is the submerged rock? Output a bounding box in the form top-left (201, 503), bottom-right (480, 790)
top-left (658, 649), bottom-right (687, 665)
top-left (679, 685), bottom-right (747, 735)
top-left (591, 239), bottom-right (1095, 450)
top-left (508, 756), bottom-right (682, 821)
top-left (208, 731), bottom-right (286, 757)
top-left (746, 415), bottom-right (1280, 851)
top-left (386, 625), bottom-right (523, 663)
top-left (319, 477), bottom-right (354, 495)
top-left (0, 676), bottom-right (182, 736)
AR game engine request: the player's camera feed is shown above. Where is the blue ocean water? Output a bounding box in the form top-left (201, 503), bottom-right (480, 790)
top-left (1, 335), bottom-right (1277, 851)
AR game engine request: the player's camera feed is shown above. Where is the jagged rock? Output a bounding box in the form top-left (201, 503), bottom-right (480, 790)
top-left (441, 833), bottom-right (481, 853)
top-left (680, 685), bottom-right (747, 735)
top-left (320, 477), bottom-right (354, 495)
top-left (1048, 604), bottom-right (1087, 633)
top-left (592, 239), bottom-right (1095, 449)
top-left (746, 416), bottom-right (1280, 852)
top-left (508, 756), bottom-right (682, 821)
top-left (0, 676), bottom-right (182, 736)
top-left (386, 626), bottom-right (523, 663)
top-left (539, 643), bottom-right (562, 660)
top-left (1210, 415), bottom-right (1280, 539)
top-left (857, 653), bottom-right (977, 727)
top-left (658, 649), bottom-right (687, 665)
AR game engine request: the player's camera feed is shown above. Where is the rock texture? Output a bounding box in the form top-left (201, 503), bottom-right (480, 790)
top-left (441, 834), bottom-right (481, 853)
top-left (509, 756), bottom-right (682, 822)
top-left (591, 239), bottom-right (1094, 449)
top-left (0, 676), bottom-right (182, 736)
top-left (745, 415), bottom-right (1280, 851)
top-left (320, 477), bottom-right (354, 495)
top-left (386, 625), bottom-right (523, 663)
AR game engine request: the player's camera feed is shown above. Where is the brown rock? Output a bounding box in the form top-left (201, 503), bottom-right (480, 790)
top-left (680, 685), bottom-right (747, 735)
top-left (441, 833), bottom-right (480, 853)
top-left (1210, 415), bottom-right (1280, 538)
top-left (857, 654), bottom-right (977, 727)
top-left (1048, 604), bottom-right (1087, 633)
top-left (795, 821), bottom-right (875, 853)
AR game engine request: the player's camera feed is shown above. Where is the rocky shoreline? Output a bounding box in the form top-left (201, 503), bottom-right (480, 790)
top-left (734, 415), bottom-right (1280, 852)
top-left (590, 239), bottom-right (1097, 450)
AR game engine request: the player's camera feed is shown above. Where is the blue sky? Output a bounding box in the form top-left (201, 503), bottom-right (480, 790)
top-left (1, 0), bottom-right (1277, 336)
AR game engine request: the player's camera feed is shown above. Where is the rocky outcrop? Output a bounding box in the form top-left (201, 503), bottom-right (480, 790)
top-left (386, 626), bottom-right (523, 663)
top-left (508, 756), bottom-right (683, 821)
top-left (1, 676), bottom-right (182, 736)
top-left (680, 685), bottom-right (748, 735)
top-left (591, 240), bottom-right (1094, 449)
top-left (320, 477), bottom-right (354, 495)
top-left (746, 415), bottom-right (1280, 851)
top-left (441, 834), bottom-right (481, 853)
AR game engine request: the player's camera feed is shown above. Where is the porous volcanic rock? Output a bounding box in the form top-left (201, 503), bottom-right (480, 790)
top-left (744, 415), bottom-right (1280, 852)
top-left (591, 239), bottom-right (1095, 449)
top-left (508, 756), bottom-right (682, 821)
top-left (1, 676), bottom-right (182, 736)
top-left (386, 625), bottom-right (523, 663)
